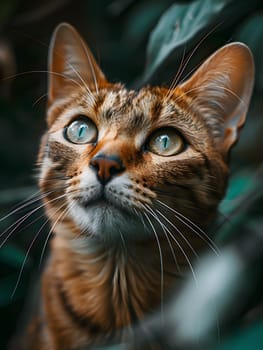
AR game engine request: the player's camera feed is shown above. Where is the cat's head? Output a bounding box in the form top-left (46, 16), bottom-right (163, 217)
top-left (38, 23), bottom-right (254, 244)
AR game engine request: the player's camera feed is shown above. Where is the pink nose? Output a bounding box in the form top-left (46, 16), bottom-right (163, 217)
top-left (90, 154), bottom-right (124, 184)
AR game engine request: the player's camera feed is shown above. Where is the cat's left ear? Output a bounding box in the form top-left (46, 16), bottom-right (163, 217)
top-left (179, 43), bottom-right (254, 157)
top-left (48, 23), bottom-right (107, 105)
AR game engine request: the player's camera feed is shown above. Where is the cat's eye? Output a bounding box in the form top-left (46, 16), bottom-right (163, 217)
top-left (146, 128), bottom-right (185, 156)
top-left (65, 117), bottom-right (97, 144)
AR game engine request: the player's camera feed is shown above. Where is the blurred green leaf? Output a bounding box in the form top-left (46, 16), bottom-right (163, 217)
top-left (215, 319), bottom-right (263, 350)
top-left (123, 1), bottom-right (167, 46)
top-left (235, 14), bottom-right (263, 92)
top-left (144, 0), bottom-right (227, 81)
top-left (216, 166), bottom-right (263, 242)
top-left (0, 244), bottom-right (28, 269)
top-left (220, 171), bottom-right (258, 215)
top-left (143, 0), bottom-right (260, 82)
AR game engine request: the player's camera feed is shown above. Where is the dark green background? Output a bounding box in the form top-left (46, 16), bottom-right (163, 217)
top-left (0, 0), bottom-right (263, 349)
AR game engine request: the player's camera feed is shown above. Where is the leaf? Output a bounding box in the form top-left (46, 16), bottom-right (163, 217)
top-left (143, 0), bottom-right (260, 83)
top-left (0, 244), bottom-right (29, 269)
top-left (219, 171), bottom-right (257, 215)
top-left (215, 165), bottom-right (263, 243)
top-left (123, 1), bottom-right (166, 46)
top-left (234, 14), bottom-right (263, 92)
top-left (215, 319), bottom-right (263, 350)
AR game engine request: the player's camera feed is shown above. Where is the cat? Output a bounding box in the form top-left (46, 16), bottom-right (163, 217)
top-left (9, 22), bottom-right (254, 350)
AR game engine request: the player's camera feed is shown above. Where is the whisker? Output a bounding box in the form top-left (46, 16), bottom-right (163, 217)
top-left (10, 206), bottom-right (48, 236)
top-left (135, 208), bottom-right (149, 234)
top-left (64, 60), bottom-right (96, 104)
top-left (32, 92), bottom-right (48, 107)
top-left (118, 229), bottom-right (127, 253)
top-left (0, 190), bottom-right (42, 223)
top-left (165, 46), bottom-right (186, 98)
top-left (79, 37), bottom-right (99, 95)
top-left (0, 188), bottom-right (66, 223)
top-left (163, 224), bottom-right (197, 284)
top-left (0, 208), bottom-right (41, 248)
top-left (144, 205), bottom-right (182, 276)
top-left (1, 30), bottom-right (95, 101)
top-left (2, 70), bottom-right (83, 91)
top-left (145, 205), bottom-right (197, 284)
top-left (156, 200), bottom-right (219, 255)
top-left (0, 191), bottom-right (69, 247)
top-left (38, 203), bottom-right (70, 267)
top-left (172, 85), bottom-right (245, 108)
top-left (155, 208), bottom-right (199, 259)
top-left (165, 22), bottom-right (223, 101)
top-left (10, 213), bottom-right (53, 299)
top-left (51, 41), bottom-right (96, 103)
top-left (143, 211), bottom-right (164, 321)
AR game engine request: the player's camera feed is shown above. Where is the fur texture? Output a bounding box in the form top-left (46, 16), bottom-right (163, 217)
top-left (10, 23), bottom-right (254, 350)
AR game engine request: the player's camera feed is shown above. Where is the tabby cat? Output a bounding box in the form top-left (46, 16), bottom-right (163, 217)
top-left (11, 23), bottom-right (254, 349)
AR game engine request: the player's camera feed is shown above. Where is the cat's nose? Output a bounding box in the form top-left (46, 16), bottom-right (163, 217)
top-left (90, 154), bottom-right (125, 185)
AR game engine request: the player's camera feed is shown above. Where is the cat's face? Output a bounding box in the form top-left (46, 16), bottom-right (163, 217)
top-left (38, 24), bottom-right (254, 244)
top-left (40, 85), bottom-right (224, 241)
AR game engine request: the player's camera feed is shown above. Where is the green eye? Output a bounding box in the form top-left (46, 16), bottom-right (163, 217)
top-left (65, 117), bottom-right (97, 144)
top-left (147, 128), bottom-right (185, 156)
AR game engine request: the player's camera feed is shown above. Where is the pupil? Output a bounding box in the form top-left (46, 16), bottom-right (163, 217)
top-left (162, 136), bottom-right (169, 149)
top-left (78, 125), bottom-right (85, 138)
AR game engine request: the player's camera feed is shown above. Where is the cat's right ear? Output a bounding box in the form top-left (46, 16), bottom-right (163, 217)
top-left (48, 23), bottom-right (107, 106)
top-left (178, 43), bottom-right (254, 157)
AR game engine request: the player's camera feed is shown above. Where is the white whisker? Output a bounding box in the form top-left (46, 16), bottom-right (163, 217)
top-left (165, 23), bottom-right (222, 101)
top-left (144, 205), bottom-right (182, 276)
top-left (155, 208), bottom-right (199, 259)
top-left (156, 200), bottom-right (219, 255)
top-left (79, 38), bottom-right (99, 95)
top-left (164, 46), bottom-right (186, 101)
top-left (0, 191), bottom-right (69, 247)
top-left (10, 212), bottom-right (54, 299)
top-left (143, 211), bottom-right (164, 321)
top-left (38, 203), bottom-right (71, 267)
top-left (0, 188), bottom-right (63, 223)
top-left (146, 205), bottom-right (197, 284)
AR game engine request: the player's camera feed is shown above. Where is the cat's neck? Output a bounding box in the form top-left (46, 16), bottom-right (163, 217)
top-left (44, 225), bottom-right (188, 331)
top-left (39, 216), bottom-right (206, 349)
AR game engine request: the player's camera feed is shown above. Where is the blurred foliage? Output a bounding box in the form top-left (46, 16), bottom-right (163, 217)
top-left (214, 319), bottom-right (263, 350)
top-left (143, 0), bottom-right (258, 83)
top-left (0, 0), bottom-right (263, 349)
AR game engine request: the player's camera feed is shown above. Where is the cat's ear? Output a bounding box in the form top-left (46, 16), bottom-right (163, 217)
top-left (179, 43), bottom-right (254, 156)
top-left (48, 23), bottom-right (106, 105)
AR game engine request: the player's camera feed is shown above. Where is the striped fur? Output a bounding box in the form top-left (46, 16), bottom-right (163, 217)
top-left (11, 23), bottom-right (254, 349)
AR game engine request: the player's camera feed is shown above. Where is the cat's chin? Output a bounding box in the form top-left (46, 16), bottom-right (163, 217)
top-left (69, 199), bottom-right (149, 242)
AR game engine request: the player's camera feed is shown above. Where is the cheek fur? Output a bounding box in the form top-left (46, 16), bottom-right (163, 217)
top-left (47, 140), bottom-right (80, 174)
top-left (145, 153), bottom-right (227, 224)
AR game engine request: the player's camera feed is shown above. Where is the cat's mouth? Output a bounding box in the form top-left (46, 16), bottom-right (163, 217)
top-left (77, 190), bottom-right (133, 216)
top-left (70, 188), bottom-right (148, 240)
top-left (81, 196), bottom-right (109, 208)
